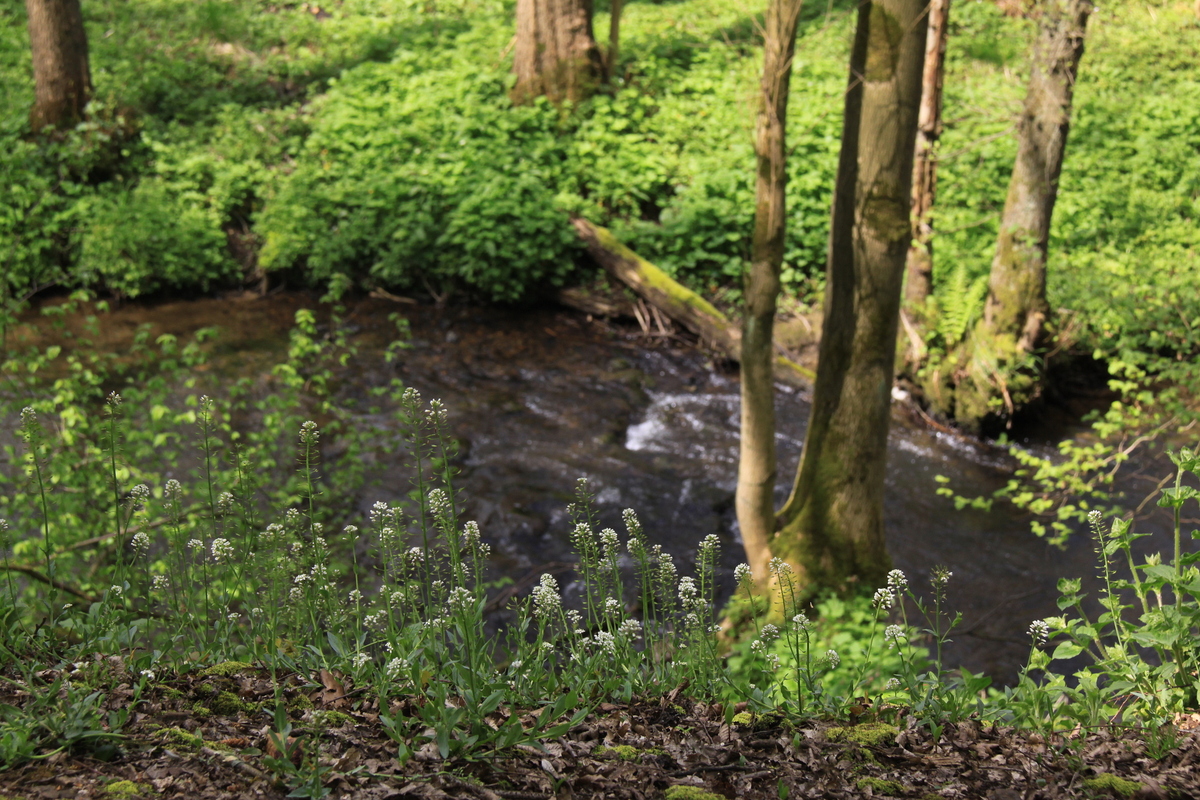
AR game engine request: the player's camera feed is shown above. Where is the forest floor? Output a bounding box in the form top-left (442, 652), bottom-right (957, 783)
top-left (2, 662), bottom-right (1197, 800)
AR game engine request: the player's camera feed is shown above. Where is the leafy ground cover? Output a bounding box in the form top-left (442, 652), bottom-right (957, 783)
top-left (1, 663), bottom-right (1198, 800)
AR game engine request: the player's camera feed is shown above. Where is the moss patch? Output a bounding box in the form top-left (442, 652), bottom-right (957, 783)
top-left (198, 661), bottom-right (255, 678)
top-left (105, 781), bottom-right (151, 799)
top-left (287, 692), bottom-right (315, 712)
top-left (827, 722), bottom-right (899, 747)
top-left (211, 690), bottom-right (259, 716)
top-left (856, 777), bottom-right (904, 795)
top-left (312, 710), bottom-right (355, 727)
top-left (164, 727), bottom-right (204, 750)
top-left (594, 744), bottom-right (641, 761)
top-left (1081, 774), bottom-right (1141, 798)
top-left (663, 787), bottom-right (726, 800)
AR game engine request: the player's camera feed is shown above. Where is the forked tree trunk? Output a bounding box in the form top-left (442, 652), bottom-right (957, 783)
top-left (737, 0), bottom-right (805, 584)
top-left (903, 0), bottom-right (951, 314)
top-left (950, 0), bottom-right (1091, 427)
top-left (24, 0), bottom-right (92, 132)
top-left (772, 0), bottom-right (928, 591)
top-left (512, 0), bottom-right (603, 104)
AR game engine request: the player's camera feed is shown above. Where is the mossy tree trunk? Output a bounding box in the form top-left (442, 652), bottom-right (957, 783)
top-left (771, 0), bottom-right (928, 591)
top-left (903, 0), bottom-right (950, 317)
top-left (512, 0), bottom-right (603, 105)
top-left (607, 0), bottom-right (621, 76)
top-left (737, 0), bottom-right (805, 583)
top-left (942, 0), bottom-right (1091, 428)
top-left (24, 0), bottom-right (92, 133)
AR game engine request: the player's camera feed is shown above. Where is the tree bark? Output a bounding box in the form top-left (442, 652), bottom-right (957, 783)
top-left (24, 0), bottom-right (92, 133)
top-left (607, 0), bottom-right (621, 76)
top-left (773, 0), bottom-right (928, 591)
top-left (903, 0), bottom-right (951, 314)
top-left (571, 218), bottom-right (815, 387)
top-left (513, 0), bottom-right (603, 105)
top-left (737, 0), bottom-right (805, 585)
top-left (950, 0), bottom-right (1091, 427)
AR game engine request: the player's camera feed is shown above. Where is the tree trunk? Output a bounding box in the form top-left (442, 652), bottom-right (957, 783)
top-left (513, 0), bottom-right (603, 105)
top-left (903, 0), bottom-right (951, 315)
top-left (772, 0), bottom-right (928, 591)
top-left (571, 218), bottom-right (815, 387)
top-left (24, 0), bottom-right (92, 133)
top-left (949, 0), bottom-right (1091, 428)
top-left (607, 0), bottom-right (621, 76)
top-left (737, 0), bottom-right (805, 585)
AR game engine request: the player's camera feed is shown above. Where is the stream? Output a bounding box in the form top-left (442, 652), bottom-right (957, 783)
top-left (8, 291), bottom-right (1183, 685)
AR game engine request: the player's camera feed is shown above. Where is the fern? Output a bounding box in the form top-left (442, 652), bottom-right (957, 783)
top-left (931, 263), bottom-right (988, 347)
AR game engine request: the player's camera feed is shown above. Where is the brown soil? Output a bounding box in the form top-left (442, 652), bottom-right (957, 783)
top-left (1, 663), bottom-right (1195, 800)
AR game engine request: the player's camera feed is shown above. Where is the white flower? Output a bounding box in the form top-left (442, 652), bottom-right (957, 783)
top-left (872, 588), bottom-right (894, 610)
top-left (187, 538), bottom-right (204, 551)
top-left (532, 574), bottom-right (561, 618)
top-left (386, 657), bottom-right (409, 679)
top-left (427, 488), bottom-right (451, 516)
top-left (211, 538), bottom-right (234, 563)
top-left (618, 618), bottom-right (642, 638)
top-left (885, 678), bottom-right (901, 691)
top-left (151, 575), bottom-right (170, 591)
top-left (141, 670), bottom-right (155, 682)
top-left (164, 479), bottom-right (183, 501)
top-left (1028, 619), bottom-right (1051, 645)
top-left (604, 597), bottom-right (622, 617)
top-left (343, 524), bottom-right (359, 536)
top-left (886, 569), bottom-right (907, 590)
top-left (1087, 509), bottom-right (1103, 524)
top-left (594, 631), bottom-right (617, 654)
top-left (760, 623), bottom-right (780, 642)
top-left (130, 484), bottom-right (151, 504)
top-left (678, 576), bottom-right (698, 603)
top-left (510, 660), bottom-right (523, 671)
top-left (447, 586), bottom-right (474, 613)
top-left (227, 612), bottom-right (240, 623)
top-left (599, 528), bottom-right (620, 557)
top-left (109, 585), bottom-right (123, 597)
top-left (348, 589), bottom-right (363, 605)
top-left (825, 649), bottom-right (840, 668)
top-left (698, 534), bottom-right (720, 559)
top-left (792, 613), bottom-right (812, 630)
top-left (734, 564), bottom-right (753, 586)
top-left (130, 532), bottom-right (151, 555)
top-left (768, 557), bottom-right (792, 576)
top-left (462, 520), bottom-right (481, 549)
top-left (884, 625), bottom-right (905, 648)
top-left (216, 491), bottom-right (235, 515)
top-left (370, 501), bottom-right (391, 525)
top-left (299, 420), bottom-right (319, 444)
top-left (351, 653), bottom-right (371, 669)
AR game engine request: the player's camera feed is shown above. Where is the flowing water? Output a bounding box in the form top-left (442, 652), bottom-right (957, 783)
top-left (7, 292), bottom-right (1182, 685)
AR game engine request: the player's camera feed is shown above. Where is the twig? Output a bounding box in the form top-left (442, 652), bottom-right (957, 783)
top-left (0, 564), bottom-right (99, 603)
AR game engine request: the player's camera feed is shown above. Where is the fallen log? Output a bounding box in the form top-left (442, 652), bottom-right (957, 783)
top-left (571, 218), bottom-right (815, 386)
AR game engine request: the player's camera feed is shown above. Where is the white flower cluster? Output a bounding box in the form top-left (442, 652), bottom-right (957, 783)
top-left (734, 563), bottom-right (753, 586)
top-left (884, 624), bottom-right (905, 648)
top-left (599, 528), bottom-right (620, 559)
top-left (1028, 619), bottom-right (1050, 645)
top-left (386, 657), bottom-right (410, 679)
top-left (768, 557), bottom-right (792, 577)
top-left (447, 586), bottom-right (474, 613)
top-left (604, 597), bottom-right (622, 617)
top-left (351, 653), bottom-right (371, 670)
top-left (791, 613), bottom-right (812, 630)
top-left (299, 420), bottom-right (320, 445)
top-left (211, 538), bottom-right (234, 563)
top-left (130, 484), bottom-right (151, 505)
top-left (622, 508), bottom-right (641, 537)
top-left (618, 618), bottom-right (642, 638)
top-left (532, 574), bottom-right (561, 619)
top-left (130, 532), bottom-right (151, 555)
top-left (151, 574), bottom-right (170, 591)
top-left (886, 569), bottom-right (907, 591)
top-left (872, 587), bottom-right (894, 610)
top-left (825, 649), bottom-right (840, 668)
top-left (369, 501), bottom-right (392, 525)
top-left (427, 488), bottom-right (451, 516)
